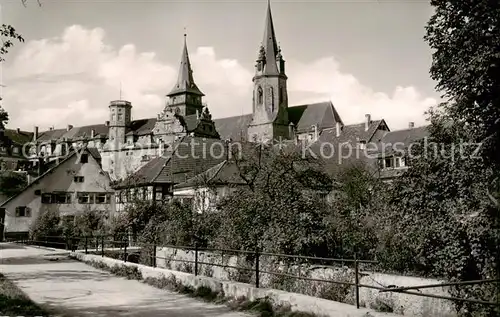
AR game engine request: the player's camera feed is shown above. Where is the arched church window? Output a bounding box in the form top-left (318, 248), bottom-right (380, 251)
top-left (257, 86), bottom-right (263, 104)
top-left (270, 87), bottom-right (275, 112)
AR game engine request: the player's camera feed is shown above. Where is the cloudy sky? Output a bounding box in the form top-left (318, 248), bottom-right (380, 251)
top-left (1, 0), bottom-right (439, 132)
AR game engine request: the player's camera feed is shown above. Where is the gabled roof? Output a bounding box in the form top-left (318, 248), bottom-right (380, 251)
top-left (61, 124), bottom-right (108, 140)
top-left (174, 160), bottom-right (247, 189)
top-left (370, 125), bottom-right (429, 157)
top-left (126, 118), bottom-right (157, 136)
top-left (288, 101), bottom-right (343, 133)
top-left (3, 129), bottom-right (33, 145)
top-left (112, 155), bottom-right (169, 189)
top-left (213, 114), bottom-right (253, 141)
top-left (37, 128), bottom-right (67, 142)
top-left (0, 147), bottom-right (107, 208)
top-left (115, 136), bottom-right (229, 188)
top-left (318, 119), bottom-right (388, 145)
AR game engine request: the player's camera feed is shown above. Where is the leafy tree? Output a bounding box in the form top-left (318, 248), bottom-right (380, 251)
top-left (30, 209), bottom-right (61, 240)
top-left (0, 24), bottom-right (24, 63)
top-left (214, 145), bottom-right (334, 257)
top-left (0, 107), bottom-right (8, 131)
top-left (0, 171), bottom-right (27, 199)
top-left (425, 0), bottom-right (500, 166)
top-left (377, 115), bottom-right (500, 316)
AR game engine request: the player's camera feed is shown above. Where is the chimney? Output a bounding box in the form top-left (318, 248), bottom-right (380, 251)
top-left (91, 129), bottom-right (95, 138)
top-left (365, 114), bottom-right (371, 131)
top-left (67, 124), bottom-right (73, 131)
top-left (409, 122), bottom-right (415, 129)
top-left (336, 122), bottom-right (341, 137)
top-left (33, 126), bottom-right (39, 141)
top-left (16, 128), bottom-right (20, 134)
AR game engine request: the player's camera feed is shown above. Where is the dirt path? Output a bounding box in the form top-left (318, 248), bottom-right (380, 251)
top-left (0, 243), bottom-right (252, 317)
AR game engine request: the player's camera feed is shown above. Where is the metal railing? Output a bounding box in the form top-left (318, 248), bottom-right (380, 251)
top-left (17, 235), bottom-right (500, 310)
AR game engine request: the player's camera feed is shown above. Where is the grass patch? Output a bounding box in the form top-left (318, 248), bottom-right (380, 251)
top-left (0, 273), bottom-right (50, 317)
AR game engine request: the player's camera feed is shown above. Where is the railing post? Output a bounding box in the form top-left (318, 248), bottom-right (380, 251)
top-left (153, 242), bottom-right (157, 268)
top-left (123, 240), bottom-right (128, 263)
top-left (194, 243), bottom-right (199, 276)
top-left (85, 236), bottom-right (88, 254)
top-left (354, 253), bottom-right (360, 309)
top-left (255, 246), bottom-right (260, 288)
top-left (101, 236), bottom-right (104, 257)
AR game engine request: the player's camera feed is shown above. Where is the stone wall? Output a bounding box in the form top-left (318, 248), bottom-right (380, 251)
top-left (156, 246), bottom-right (457, 317)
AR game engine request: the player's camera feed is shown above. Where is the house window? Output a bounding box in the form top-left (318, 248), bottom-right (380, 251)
top-left (384, 157), bottom-right (394, 169)
top-left (377, 158), bottom-right (384, 170)
top-left (394, 156), bottom-right (407, 168)
top-left (15, 206), bottom-right (31, 217)
top-left (54, 192), bottom-right (72, 204)
top-left (96, 193), bottom-right (108, 204)
top-left (77, 192), bottom-right (91, 204)
top-left (80, 154), bottom-right (88, 163)
top-left (74, 176), bottom-right (84, 183)
top-left (41, 193), bottom-right (52, 204)
top-left (155, 191), bottom-right (163, 201)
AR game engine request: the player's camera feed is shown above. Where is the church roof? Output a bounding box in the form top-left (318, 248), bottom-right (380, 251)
top-left (261, 0), bottom-right (280, 75)
top-left (213, 114), bottom-right (253, 141)
top-left (167, 34), bottom-right (204, 97)
top-left (212, 101), bottom-right (344, 141)
top-left (288, 101), bottom-right (343, 133)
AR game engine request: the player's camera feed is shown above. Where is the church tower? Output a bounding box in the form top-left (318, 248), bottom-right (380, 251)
top-left (247, 0), bottom-right (289, 143)
top-left (108, 99), bottom-right (132, 150)
top-left (165, 34), bottom-right (205, 117)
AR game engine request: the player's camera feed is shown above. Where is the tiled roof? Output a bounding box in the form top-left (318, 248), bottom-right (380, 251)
top-left (3, 129), bottom-right (33, 145)
top-left (61, 124), bottom-right (109, 140)
top-left (113, 155), bottom-right (169, 188)
top-left (155, 136), bottom-right (229, 184)
top-left (126, 118), bottom-right (157, 136)
top-left (37, 128), bottom-right (67, 142)
top-left (369, 125), bottom-right (429, 157)
top-left (213, 101), bottom-right (342, 141)
top-left (288, 101), bottom-right (343, 133)
top-left (213, 114), bottom-right (253, 141)
top-left (174, 160), bottom-right (247, 189)
top-left (0, 147), bottom-right (109, 208)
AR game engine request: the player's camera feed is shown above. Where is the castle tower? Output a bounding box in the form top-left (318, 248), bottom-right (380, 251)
top-left (247, 0), bottom-right (289, 143)
top-left (165, 33), bottom-right (205, 117)
top-left (108, 99), bottom-right (132, 150)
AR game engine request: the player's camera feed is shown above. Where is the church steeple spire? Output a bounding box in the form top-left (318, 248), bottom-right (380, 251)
top-left (261, 0), bottom-right (280, 75)
top-left (168, 33), bottom-right (204, 97)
